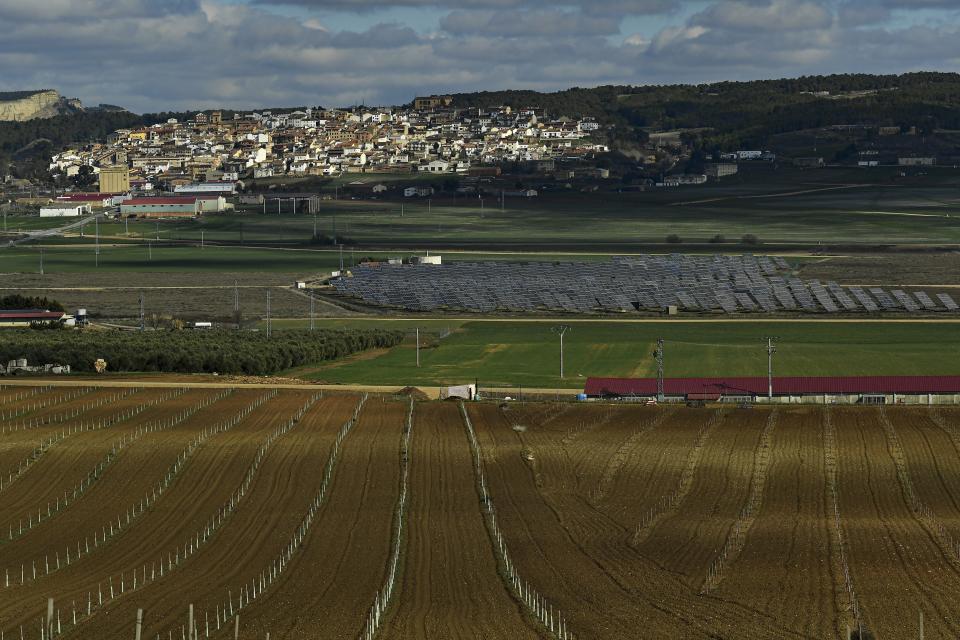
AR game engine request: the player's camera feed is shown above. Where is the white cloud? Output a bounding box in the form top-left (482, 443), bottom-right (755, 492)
top-left (0, 0), bottom-right (957, 113)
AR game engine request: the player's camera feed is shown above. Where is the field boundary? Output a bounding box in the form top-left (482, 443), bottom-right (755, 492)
top-left (1, 388), bottom-right (94, 423)
top-left (4, 389), bottom-right (233, 544)
top-left (632, 409), bottom-right (724, 544)
top-left (824, 409), bottom-right (864, 637)
top-left (878, 408), bottom-right (960, 566)
top-left (460, 402), bottom-right (574, 639)
top-left (701, 409), bottom-right (779, 593)
top-left (0, 388), bottom-right (174, 495)
top-left (21, 392), bottom-right (323, 639)
top-left (200, 395), bottom-right (366, 639)
top-left (591, 408), bottom-right (675, 502)
top-left (4, 391), bottom-right (278, 589)
top-left (361, 398), bottom-right (413, 640)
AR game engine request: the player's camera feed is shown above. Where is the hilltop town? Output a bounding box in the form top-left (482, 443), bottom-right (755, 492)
top-left (45, 96), bottom-right (613, 192)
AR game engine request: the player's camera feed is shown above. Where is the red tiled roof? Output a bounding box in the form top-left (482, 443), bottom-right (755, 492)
top-left (584, 376), bottom-right (960, 397)
top-left (57, 194), bottom-right (111, 201)
top-left (121, 198), bottom-right (198, 205)
top-left (0, 311), bottom-right (65, 320)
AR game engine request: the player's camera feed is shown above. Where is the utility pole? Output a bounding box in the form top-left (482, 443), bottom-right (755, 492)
top-left (200, 230), bottom-right (204, 248)
top-left (339, 244), bottom-right (344, 272)
top-left (764, 336), bottom-right (779, 400)
top-left (266, 289), bottom-right (272, 338)
top-left (416, 327), bottom-right (420, 368)
top-left (148, 242), bottom-right (152, 261)
top-left (309, 294), bottom-right (315, 331)
top-left (139, 292), bottom-right (145, 331)
top-left (655, 338), bottom-right (665, 402)
top-left (95, 215), bottom-right (100, 267)
top-left (234, 280), bottom-right (240, 330)
top-left (39, 248), bottom-right (43, 275)
top-left (156, 222), bottom-right (159, 241)
top-left (552, 325), bottom-right (570, 379)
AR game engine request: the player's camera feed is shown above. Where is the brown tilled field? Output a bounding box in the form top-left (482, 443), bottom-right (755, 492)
top-left (3, 389), bottom-right (960, 639)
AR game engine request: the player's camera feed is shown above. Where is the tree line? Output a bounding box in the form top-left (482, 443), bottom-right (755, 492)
top-left (0, 295), bottom-right (64, 311)
top-left (0, 328), bottom-right (403, 375)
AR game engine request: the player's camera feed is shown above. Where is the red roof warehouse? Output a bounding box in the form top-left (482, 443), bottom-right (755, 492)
top-left (585, 376), bottom-right (960, 398)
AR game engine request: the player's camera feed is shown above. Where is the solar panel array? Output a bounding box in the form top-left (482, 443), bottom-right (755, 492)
top-left (331, 255), bottom-right (960, 315)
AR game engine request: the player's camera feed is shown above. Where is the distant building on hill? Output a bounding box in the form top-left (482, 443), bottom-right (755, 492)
top-left (413, 95), bottom-right (453, 111)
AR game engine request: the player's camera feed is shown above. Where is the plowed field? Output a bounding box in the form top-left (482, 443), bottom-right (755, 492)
top-left (5, 390), bottom-right (960, 639)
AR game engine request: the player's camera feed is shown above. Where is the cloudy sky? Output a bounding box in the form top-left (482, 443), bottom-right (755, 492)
top-left (0, 0), bottom-right (958, 113)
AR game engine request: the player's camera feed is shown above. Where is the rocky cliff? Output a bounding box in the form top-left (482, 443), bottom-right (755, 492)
top-left (0, 90), bottom-right (84, 121)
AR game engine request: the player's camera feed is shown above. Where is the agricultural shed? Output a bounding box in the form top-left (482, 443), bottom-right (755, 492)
top-left (0, 310), bottom-right (71, 328)
top-left (119, 197), bottom-right (200, 219)
top-left (584, 376), bottom-right (960, 405)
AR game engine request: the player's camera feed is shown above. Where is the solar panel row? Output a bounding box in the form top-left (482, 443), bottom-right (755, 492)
top-left (331, 255), bottom-right (959, 315)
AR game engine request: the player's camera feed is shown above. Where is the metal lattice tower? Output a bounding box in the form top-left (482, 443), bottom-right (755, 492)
top-left (655, 338), bottom-right (665, 402)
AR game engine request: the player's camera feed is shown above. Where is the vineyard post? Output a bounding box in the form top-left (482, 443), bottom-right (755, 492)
top-left (135, 609), bottom-right (143, 640)
top-left (919, 610), bottom-right (924, 640)
top-left (45, 598), bottom-right (53, 639)
top-left (233, 615), bottom-right (239, 640)
top-left (188, 604), bottom-right (194, 640)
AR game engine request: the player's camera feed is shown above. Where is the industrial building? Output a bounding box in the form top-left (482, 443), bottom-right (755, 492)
top-left (119, 197), bottom-right (200, 218)
top-left (40, 204), bottom-right (89, 217)
top-left (584, 376), bottom-right (960, 405)
top-left (99, 166), bottom-right (131, 194)
top-left (56, 193), bottom-right (119, 208)
top-left (173, 182), bottom-right (236, 196)
top-left (0, 309), bottom-right (73, 328)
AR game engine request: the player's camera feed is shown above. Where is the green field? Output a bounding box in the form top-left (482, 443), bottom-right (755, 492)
top-left (292, 319), bottom-right (960, 389)
top-left (0, 244), bottom-right (696, 274)
top-left (6, 166), bottom-right (960, 254)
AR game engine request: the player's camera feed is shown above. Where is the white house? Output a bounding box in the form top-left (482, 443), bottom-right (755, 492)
top-left (404, 186), bottom-right (435, 197)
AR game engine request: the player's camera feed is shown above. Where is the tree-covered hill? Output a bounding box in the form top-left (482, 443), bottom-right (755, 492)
top-left (451, 72), bottom-right (960, 148)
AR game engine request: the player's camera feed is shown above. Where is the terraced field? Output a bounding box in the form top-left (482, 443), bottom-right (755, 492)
top-left (4, 387), bottom-right (960, 639)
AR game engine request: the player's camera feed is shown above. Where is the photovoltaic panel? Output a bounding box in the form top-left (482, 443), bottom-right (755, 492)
top-left (938, 293), bottom-right (959, 311)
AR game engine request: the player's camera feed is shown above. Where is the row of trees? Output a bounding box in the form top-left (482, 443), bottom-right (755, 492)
top-left (0, 329), bottom-right (403, 375)
top-left (0, 295), bottom-right (64, 311)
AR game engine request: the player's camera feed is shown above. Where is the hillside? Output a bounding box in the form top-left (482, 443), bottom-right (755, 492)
top-left (0, 89), bottom-right (85, 122)
top-left (450, 72), bottom-right (960, 149)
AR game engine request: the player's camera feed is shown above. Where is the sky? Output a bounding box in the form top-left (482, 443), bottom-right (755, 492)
top-left (0, 0), bottom-right (958, 113)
